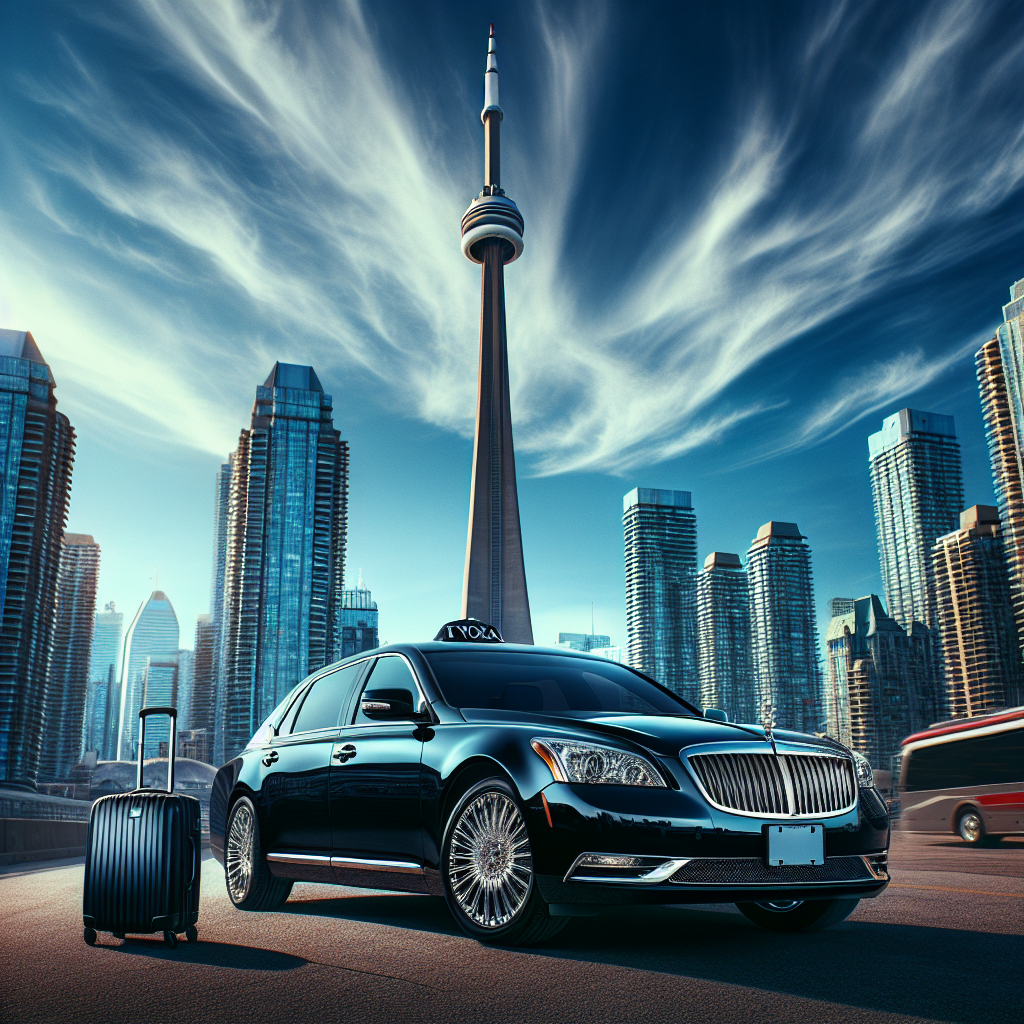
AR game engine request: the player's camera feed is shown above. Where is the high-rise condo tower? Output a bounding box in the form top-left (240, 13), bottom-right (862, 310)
top-left (696, 552), bottom-right (755, 723)
top-left (44, 533), bottom-right (100, 779)
top-left (746, 521), bottom-right (821, 735)
top-left (0, 330), bottom-right (75, 785)
top-left (219, 363), bottom-right (348, 760)
top-left (975, 278), bottom-right (1024, 669)
top-left (868, 409), bottom-right (963, 632)
top-left (460, 26), bottom-right (533, 643)
top-left (623, 488), bottom-right (698, 700)
top-left (932, 506), bottom-right (1023, 717)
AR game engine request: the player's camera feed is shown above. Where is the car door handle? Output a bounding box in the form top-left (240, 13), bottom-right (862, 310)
top-left (333, 744), bottom-right (356, 763)
top-left (262, 750), bottom-right (279, 767)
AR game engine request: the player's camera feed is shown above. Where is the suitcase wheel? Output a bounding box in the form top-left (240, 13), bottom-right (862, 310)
top-left (83, 927), bottom-right (97, 946)
top-left (186, 926), bottom-right (198, 943)
top-left (163, 930), bottom-right (178, 948)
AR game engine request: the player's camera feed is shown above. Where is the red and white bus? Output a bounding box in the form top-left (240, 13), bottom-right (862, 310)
top-left (898, 707), bottom-right (1023, 845)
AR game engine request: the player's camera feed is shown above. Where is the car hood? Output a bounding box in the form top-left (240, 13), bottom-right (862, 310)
top-left (458, 708), bottom-right (841, 757)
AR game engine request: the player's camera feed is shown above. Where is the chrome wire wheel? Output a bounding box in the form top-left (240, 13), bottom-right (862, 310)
top-left (226, 801), bottom-right (255, 903)
top-left (448, 790), bottom-right (533, 929)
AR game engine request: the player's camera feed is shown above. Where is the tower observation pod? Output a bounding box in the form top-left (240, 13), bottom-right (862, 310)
top-left (460, 25), bottom-right (533, 644)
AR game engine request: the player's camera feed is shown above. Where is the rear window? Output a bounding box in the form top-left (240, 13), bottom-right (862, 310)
top-left (423, 651), bottom-right (694, 716)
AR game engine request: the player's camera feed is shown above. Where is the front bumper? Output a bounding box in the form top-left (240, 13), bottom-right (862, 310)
top-left (524, 780), bottom-right (890, 908)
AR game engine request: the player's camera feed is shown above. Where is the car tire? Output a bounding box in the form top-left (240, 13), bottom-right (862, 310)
top-left (957, 807), bottom-right (986, 845)
top-left (441, 778), bottom-right (568, 946)
top-left (224, 795), bottom-right (294, 911)
top-left (736, 898), bottom-right (860, 932)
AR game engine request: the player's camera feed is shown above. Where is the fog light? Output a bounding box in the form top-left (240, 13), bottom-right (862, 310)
top-left (578, 855), bottom-right (645, 869)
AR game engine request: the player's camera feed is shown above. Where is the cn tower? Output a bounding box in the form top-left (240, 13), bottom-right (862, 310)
top-left (460, 25), bottom-right (533, 644)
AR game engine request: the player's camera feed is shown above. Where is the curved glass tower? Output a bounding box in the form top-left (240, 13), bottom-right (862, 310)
top-left (460, 26), bottom-right (533, 643)
top-left (116, 591), bottom-right (179, 760)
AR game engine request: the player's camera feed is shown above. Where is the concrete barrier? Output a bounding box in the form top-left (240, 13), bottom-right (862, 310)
top-left (0, 818), bottom-right (88, 866)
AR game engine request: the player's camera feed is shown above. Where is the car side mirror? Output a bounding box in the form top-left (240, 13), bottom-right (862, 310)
top-left (704, 707), bottom-right (729, 723)
top-left (361, 688), bottom-right (425, 720)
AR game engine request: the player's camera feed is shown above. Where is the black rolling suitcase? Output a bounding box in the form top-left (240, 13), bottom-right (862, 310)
top-left (82, 706), bottom-right (201, 947)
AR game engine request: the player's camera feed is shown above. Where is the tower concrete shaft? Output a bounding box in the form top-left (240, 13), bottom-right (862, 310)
top-left (460, 26), bottom-right (533, 643)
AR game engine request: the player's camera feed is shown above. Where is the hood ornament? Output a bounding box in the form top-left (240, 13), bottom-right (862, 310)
top-left (761, 700), bottom-right (779, 756)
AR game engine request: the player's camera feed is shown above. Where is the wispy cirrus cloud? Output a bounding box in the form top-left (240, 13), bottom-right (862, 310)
top-left (786, 336), bottom-right (985, 455)
top-left (0, 0), bottom-right (1020, 473)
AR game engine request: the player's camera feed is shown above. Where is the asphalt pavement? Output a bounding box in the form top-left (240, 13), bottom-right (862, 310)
top-left (1, 831), bottom-right (1020, 1023)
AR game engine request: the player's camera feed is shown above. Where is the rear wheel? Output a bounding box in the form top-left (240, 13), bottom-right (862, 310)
top-left (441, 779), bottom-right (567, 946)
top-left (225, 795), bottom-right (293, 911)
top-left (736, 898), bottom-right (860, 932)
top-left (957, 807), bottom-right (985, 845)
top-left (163, 930), bottom-right (178, 948)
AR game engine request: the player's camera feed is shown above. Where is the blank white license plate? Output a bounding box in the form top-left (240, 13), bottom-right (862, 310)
top-left (766, 824), bottom-right (825, 866)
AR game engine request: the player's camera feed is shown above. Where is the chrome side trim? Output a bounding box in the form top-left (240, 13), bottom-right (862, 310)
top-left (267, 852), bottom-right (425, 875)
top-left (331, 856), bottom-right (424, 875)
top-left (266, 852), bottom-right (332, 866)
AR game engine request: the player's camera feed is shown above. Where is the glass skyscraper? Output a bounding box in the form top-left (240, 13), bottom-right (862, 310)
top-left (868, 408), bottom-right (964, 632)
top-left (0, 330), bottom-right (75, 785)
top-left (825, 594), bottom-right (933, 767)
top-left (210, 460), bottom-right (231, 764)
top-left (696, 551), bottom-right (755, 723)
top-left (747, 521), bottom-right (821, 734)
top-left (186, 614), bottom-right (216, 763)
top-left (86, 602), bottom-right (123, 760)
top-left (43, 533), bottom-right (100, 780)
top-left (623, 488), bottom-right (697, 701)
top-left (976, 279), bottom-right (1024, 670)
top-left (341, 573), bottom-right (378, 658)
top-left (221, 363), bottom-right (349, 760)
top-left (932, 506), bottom-right (1023, 718)
top-left (116, 591), bottom-right (180, 760)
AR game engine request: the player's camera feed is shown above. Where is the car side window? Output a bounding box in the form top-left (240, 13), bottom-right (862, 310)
top-left (352, 656), bottom-right (422, 725)
top-left (291, 663), bottom-right (363, 734)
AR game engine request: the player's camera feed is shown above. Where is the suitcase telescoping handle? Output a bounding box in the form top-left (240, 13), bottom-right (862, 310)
top-left (137, 706), bottom-right (178, 793)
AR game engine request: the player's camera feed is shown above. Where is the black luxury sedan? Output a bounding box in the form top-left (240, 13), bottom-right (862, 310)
top-left (210, 620), bottom-right (889, 944)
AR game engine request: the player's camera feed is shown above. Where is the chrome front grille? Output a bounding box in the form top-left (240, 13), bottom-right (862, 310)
top-left (686, 751), bottom-right (856, 817)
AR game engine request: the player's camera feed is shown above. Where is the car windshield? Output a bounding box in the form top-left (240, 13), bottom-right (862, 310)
top-left (424, 651), bottom-right (695, 716)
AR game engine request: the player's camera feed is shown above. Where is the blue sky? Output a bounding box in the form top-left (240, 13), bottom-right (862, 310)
top-left (1, 0), bottom-right (1021, 654)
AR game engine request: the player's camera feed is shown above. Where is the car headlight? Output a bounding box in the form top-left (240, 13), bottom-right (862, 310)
top-left (851, 750), bottom-right (875, 789)
top-left (531, 737), bottom-right (666, 787)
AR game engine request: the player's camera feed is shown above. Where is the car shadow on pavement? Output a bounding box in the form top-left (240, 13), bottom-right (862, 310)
top-left (281, 892), bottom-right (462, 937)
top-left (99, 936), bottom-right (307, 971)
top-left (534, 905), bottom-right (1023, 1023)
top-left (277, 895), bottom-right (1021, 1021)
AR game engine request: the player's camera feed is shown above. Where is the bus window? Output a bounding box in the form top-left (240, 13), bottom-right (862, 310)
top-left (903, 729), bottom-right (1023, 791)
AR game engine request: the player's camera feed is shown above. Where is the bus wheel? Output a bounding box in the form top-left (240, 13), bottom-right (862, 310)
top-left (957, 808), bottom-right (984, 844)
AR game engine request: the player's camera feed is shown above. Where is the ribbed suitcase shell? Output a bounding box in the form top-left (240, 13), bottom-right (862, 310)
top-left (83, 791), bottom-right (201, 934)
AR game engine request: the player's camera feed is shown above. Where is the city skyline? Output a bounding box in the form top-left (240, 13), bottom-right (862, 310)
top-left (0, 1), bottom-right (1021, 659)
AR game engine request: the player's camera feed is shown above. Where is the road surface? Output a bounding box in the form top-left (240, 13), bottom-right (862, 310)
top-left (1, 831), bottom-right (1020, 1023)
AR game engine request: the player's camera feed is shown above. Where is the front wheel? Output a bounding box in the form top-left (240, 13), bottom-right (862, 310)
top-left (224, 795), bottom-right (293, 911)
top-left (736, 898), bottom-right (860, 932)
top-left (441, 779), bottom-right (567, 946)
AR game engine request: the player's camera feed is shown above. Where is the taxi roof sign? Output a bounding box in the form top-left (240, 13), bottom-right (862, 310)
top-left (434, 618), bottom-right (504, 643)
